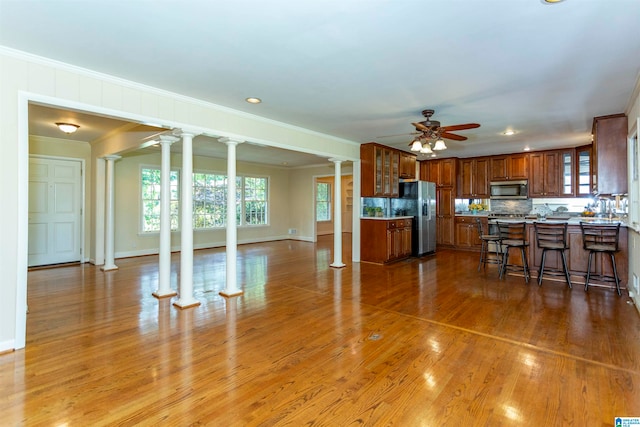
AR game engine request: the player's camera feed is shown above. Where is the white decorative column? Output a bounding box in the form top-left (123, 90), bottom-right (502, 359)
top-left (219, 137), bottom-right (244, 298)
top-left (173, 131), bottom-right (201, 309)
top-left (101, 155), bottom-right (121, 271)
top-left (329, 158), bottom-right (346, 268)
top-left (153, 135), bottom-right (179, 299)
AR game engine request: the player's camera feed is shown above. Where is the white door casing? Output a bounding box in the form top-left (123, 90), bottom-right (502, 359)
top-left (28, 157), bottom-right (82, 267)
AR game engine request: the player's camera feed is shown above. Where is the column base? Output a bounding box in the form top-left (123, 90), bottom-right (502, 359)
top-left (152, 291), bottom-right (177, 299)
top-left (172, 299), bottom-right (201, 309)
top-left (101, 265), bottom-right (119, 272)
top-left (219, 289), bottom-right (244, 298)
top-left (330, 262), bottom-right (346, 268)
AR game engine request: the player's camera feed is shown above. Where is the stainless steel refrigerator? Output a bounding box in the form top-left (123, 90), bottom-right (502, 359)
top-left (392, 181), bottom-right (437, 256)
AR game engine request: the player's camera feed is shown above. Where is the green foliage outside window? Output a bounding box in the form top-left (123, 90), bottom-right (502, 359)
top-left (316, 182), bottom-right (331, 221)
top-left (142, 168), bottom-right (268, 231)
top-left (141, 168), bottom-right (179, 232)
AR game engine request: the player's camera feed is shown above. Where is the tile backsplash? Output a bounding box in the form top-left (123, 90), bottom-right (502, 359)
top-left (488, 199), bottom-right (533, 215)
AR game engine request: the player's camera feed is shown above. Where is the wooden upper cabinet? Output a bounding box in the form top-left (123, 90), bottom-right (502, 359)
top-left (399, 151), bottom-right (417, 179)
top-left (575, 144), bottom-right (592, 196)
top-left (592, 114), bottom-right (628, 195)
top-left (439, 158), bottom-right (457, 187)
top-left (420, 159), bottom-right (439, 183)
top-left (361, 143), bottom-right (399, 197)
top-left (419, 158), bottom-right (457, 187)
top-left (490, 154), bottom-right (529, 181)
top-left (529, 151), bottom-right (559, 197)
top-left (528, 149), bottom-right (574, 198)
top-left (459, 157), bottom-right (489, 198)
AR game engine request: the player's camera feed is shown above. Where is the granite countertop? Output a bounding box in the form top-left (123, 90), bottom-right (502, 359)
top-left (361, 216), bottom-right (414, 220)
top-left (487, 217), bottom-right (630, 227)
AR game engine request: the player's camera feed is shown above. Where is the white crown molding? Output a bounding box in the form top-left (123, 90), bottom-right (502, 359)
top-left (0, 45), bottom-right (360, 147)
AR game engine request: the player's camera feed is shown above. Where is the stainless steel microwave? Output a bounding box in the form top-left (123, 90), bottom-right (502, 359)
top-left (490, 180), bottom-right (528, 199)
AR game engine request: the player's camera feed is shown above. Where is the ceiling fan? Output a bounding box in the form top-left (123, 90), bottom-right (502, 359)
top-left (409, 109), bottom-right (480, 153)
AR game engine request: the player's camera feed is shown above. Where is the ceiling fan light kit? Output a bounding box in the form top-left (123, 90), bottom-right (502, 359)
top-left (407, 109), bottom-right (480, 153)
top-left (420, 144), bottom-right (433, 154)
top-left (433, 139), bottom-right (447, 151)
top-left (411, 139), bottom-right (423, 151)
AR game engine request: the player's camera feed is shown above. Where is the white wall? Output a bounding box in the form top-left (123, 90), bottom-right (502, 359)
top-left (289, 164), bottom-right (355, 242)
top-left (0, 47), bottom-right (360, 351)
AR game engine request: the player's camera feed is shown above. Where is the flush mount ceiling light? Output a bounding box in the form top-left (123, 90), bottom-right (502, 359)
top-left (503, 130), bottom-right (515, 136)
top-left (56, 123), bottom-right (80, 134)
top-left (541, 0), bottom-right (565, 4)
top-left (245, 97), bottom-right (262, 104)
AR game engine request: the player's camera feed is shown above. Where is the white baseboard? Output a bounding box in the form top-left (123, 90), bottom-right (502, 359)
top-left (113, 235), bottom-right (302, 259)
top-left (0, 340), bottom-right (15, 353)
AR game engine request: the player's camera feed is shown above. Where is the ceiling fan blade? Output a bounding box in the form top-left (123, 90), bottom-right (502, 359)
top-left (376, 131), bottom-right (419, 139)
top-left (412, 122), bottom-right (430, 132)
top-left (441, 123), bottom-right (480, 132)
top-left (440, 132), bottom-right (467, 141)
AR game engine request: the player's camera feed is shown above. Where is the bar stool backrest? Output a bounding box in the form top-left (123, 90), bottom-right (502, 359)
top-left (534, 222), bottom-right (568, 249)
top-left (580, 222), bottom-right (620, 252)
top-left (496, 221), bottom-right (527, 242)
top-left (475, 217), bottom-right (485, 238)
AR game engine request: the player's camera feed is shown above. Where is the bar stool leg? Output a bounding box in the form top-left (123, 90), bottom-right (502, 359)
top-left (499, 247), bottom-right (509, 279)
top-left (538, 249), bottom-right (547, 286)
top-left (478, 240), bottom-right (486, 271)
top-left (520, 247), bottom-right (529, 283)
top-left (610, 253), bottom-right (621, 296)
top-left (585, 251), bottom-right (594, 292)
top-left (561, 251), bottom-right (572, 289)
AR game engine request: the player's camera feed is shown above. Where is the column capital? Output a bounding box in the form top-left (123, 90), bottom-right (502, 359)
top-left (158, 134), bottom-right (179, 145)
top-left (102, 155), bottom-right (122, 161)
top-left (328, 158), bottom-right (346, 163)
top-left (218, 137), bottom-right (244, 146)
top-left (171, 128), bottom-right (200, 138)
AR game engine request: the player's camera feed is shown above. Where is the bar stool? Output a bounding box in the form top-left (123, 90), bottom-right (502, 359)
top-left (580, 222), bottom-right (622, 295)
top-left (475, 217), bottom-right (502, 271)
top-left (533, 222), bottom-right (571, 288)
top-left (497, 221), bottom-right (530, 283)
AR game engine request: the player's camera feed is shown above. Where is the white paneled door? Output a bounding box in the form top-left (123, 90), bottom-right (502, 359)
top-left (28, 157), bottom-right (82, 267)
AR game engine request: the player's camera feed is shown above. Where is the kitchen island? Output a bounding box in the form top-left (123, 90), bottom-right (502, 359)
top-left (361, 216), bottom-right (413, 264)
top-left (482, 217), bottom-right (630, 290)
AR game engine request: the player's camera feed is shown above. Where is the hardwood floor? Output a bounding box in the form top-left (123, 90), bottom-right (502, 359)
top-left (2, 235), bottom-right (639, 425)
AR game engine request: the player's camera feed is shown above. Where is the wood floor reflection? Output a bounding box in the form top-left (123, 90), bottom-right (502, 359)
top-left (2, 235), bottom-right (639, 425)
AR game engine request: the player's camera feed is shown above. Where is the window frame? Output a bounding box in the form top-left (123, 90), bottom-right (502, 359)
top-left (316, 181), bottom-right (332, 222)
top-left (139, 165), bottom-right (181, 234)
top-left (191, 170), bottom-right (270, 230)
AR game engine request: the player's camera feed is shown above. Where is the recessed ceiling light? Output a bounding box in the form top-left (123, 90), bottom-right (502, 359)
top-left (246, 97), bottom-right (262, 104)
top-left (503, 130), bottom-right (515, 136)
top-left (524, 147), bottom-right (531, 151)
top-left (55, 122), bottom-right (80, 134)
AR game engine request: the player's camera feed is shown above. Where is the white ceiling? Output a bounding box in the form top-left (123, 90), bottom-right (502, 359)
top-left (3, 1), bottom-right (640, 164)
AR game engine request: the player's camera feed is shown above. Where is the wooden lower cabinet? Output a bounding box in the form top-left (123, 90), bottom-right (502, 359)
top-left (361, 218), bottom-right (413, 264)
top-left (454, 216), bottom-right (484, 250)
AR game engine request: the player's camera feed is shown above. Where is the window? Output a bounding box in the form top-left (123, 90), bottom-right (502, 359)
top-left (316, 182), bottom-right (331, 221)
top-left (193, 173), bottom-right (229, 228)
top-left (192, 172), bottom-right (268, 229)
top-left (243, 176), bottom-right (268, 225)
top-left (141, 167), bottom-right (180, 232)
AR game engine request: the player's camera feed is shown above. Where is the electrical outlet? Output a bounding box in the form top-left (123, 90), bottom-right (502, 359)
top-left (288, 228), bottom-right (297, 235)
